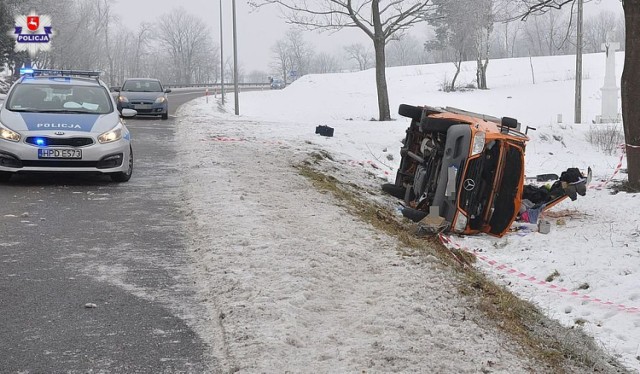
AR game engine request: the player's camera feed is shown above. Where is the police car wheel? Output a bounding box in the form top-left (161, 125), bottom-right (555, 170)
top-left (110, 147), bottom-right (133, 182)
top-left (0, 171), bottom-right (12, 182)
top-left (161, 112), bottom-right (168, 120)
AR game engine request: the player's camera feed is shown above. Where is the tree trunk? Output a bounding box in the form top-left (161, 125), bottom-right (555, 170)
top-left (373, 38), bottom-right (390, 121)
top-left (481, 27), bottom-right (490, 89)
top-left (476, 57), bottom-right (482, 89)
top-left (622, 1), bottom-right (640, 187)
top-left (371, 0), bottom-right (390, 121)
top-left (451, 54), bottom-right (462, 91)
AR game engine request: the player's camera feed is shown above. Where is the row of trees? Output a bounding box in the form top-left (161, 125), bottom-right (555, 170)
top-left (254, 0), bottom-right (637, 186)
top-left (267, 2), bottom-right (625, 92)
top-left (0, 0), bottom-right (222, 87)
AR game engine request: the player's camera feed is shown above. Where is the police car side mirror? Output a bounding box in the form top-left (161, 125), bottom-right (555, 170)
top-left (164, 88), bottom-right (172, 93)
top-left (110, 87), bottom-right (120, 92)
top-left (120, 108), bottom-right (137, 118)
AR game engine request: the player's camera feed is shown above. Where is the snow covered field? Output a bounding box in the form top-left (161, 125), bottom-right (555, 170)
top-left (179, 51), bottom-right (638, 372)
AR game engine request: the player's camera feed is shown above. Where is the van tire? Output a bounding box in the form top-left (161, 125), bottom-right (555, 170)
top-left (401, 207), bottom-right (429, 222)
top-left (382, 183), bottom-right (406, 200)
top-left (399, 104), bottom-right (422, 122)
top-left (502, 117), bottom-right (518, 128)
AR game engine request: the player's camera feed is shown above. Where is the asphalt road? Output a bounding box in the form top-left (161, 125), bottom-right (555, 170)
top-left (0, 91), bottom-right (218, 372)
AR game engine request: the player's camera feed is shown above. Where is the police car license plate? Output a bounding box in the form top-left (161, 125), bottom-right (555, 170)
top-left (38, 148), bottom-right (82, 159)
top-left (134, 104), bottom-right (151, 110)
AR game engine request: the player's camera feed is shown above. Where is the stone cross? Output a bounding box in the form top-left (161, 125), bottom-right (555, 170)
top-left (599, 41), bottom-right (620, 123)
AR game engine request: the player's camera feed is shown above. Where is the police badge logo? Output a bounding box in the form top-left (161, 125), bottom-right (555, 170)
top-left (26, 16), bottom-right (40, 31)
top-left (8, 10), bottom-right (54, 57)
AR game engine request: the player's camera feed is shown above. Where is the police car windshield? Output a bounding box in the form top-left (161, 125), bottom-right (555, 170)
top-left (122, 80), bottom-right (162, 92)
top-left (7, 84), bottom-right (112, 114)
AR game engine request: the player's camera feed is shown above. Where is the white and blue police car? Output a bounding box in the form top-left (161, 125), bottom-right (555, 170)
top-left (0, 69), bottom-right (136, 182)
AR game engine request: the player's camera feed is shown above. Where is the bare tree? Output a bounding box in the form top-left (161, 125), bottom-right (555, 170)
top-left (522, 9), bottom-right (573, 56)
top-left (191, 39), bottom-right (220, 84)
top-left (284, 28), bottom-right (314, 79)
top-left (310, 52), bottom-right (341, 74)
top-left (131, 22), bottom-right (153, 77)
top-left (250, 0), bottom-right (433, 121)
top-left (427, 0), bottom-right (476, 91)
top-left (94, 0), bottom-right (117, 86)
top-left (221, 56), bottom-right (244, 83)
top-left (519, 0), bottom-right (640, 188)
top-left (493, 0), bottom-right (523, 58)
top-left (270, 39), bottom-right (292, 84)
top-left (344, 43), bottom-right (373, 71)
top-left (583, 10), bottom-right (623, 53)
top-left (386, 33), bottom-right (422, 67)
top-left (473, 0), bottom-right (494, 89)
top-left (155, 7), bottom-right (210, 84)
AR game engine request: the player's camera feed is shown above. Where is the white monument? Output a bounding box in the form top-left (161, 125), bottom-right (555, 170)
top-left (597, 42), bottom-right (621, 123)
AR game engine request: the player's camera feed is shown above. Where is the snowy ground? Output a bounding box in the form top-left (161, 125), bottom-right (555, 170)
top-left (175, 108), bottom-right (545, 372)
top-left (175, 51), bottom-right (639, 372)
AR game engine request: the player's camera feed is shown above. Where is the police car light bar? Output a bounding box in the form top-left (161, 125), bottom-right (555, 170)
top-left (21, 69), bottom-right (102, 78)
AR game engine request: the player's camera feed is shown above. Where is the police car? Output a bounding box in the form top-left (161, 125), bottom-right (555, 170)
top-left (0, 69), bottom-right (136, 182)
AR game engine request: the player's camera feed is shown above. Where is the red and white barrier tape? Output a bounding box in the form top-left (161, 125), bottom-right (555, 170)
top-left (438, 234), bottom-right (639, 313)
top-left (206, 136), bottom-right (246, 142)
top-left (347, 159), bottom-right (392, 175)
top-left (204, 136), bottom-right (285, 146)
top-left (589, 144), bottom-right (626, 190)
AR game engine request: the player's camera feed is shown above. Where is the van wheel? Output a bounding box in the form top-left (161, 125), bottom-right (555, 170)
top-left (110, 147), bottom-right (133, 182)
top-left (401, 207), bottom-right (429, 222)
top-left (501, 117), bottom-right (518, 128)
top-left (398, 104), bottom-right (422, 122)
top-left (0, 172), bottom-right (12, 182)
top-left (382, 183), bottom-right (406, 200)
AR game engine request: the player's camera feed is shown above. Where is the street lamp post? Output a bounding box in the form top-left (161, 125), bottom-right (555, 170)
top-left (232, 0), bottom-right (239, 115)
top-left (219, 0), bottom-right (225, 104)
top-left (574, 0), bottom-right (583, 123)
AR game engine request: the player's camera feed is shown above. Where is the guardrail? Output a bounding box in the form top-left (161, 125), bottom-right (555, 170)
top-left (165, 82), bottom-right (271, 89)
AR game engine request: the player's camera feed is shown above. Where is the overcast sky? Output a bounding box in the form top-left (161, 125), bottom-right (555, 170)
top-left (112, 0), bottom-right (369, 74)
top-left (112, 0), bottom-right (624, 74)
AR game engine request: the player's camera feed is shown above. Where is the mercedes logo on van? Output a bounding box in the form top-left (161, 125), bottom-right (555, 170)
top-left (54, 131), bottom-right (65, 135)
top-left (463, 178), bottom-right (476, 191)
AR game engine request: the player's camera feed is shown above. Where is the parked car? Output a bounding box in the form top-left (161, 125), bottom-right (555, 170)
top-left (383, 104), bottom-right (530, 237)
top-left (115, 78), bottom-right (170, 120)
top-left (270, 78), bottom-right (285, 90)
top-left (0, 69), bottom-right (135, 182)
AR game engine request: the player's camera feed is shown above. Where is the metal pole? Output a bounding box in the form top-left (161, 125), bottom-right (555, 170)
top-left (574, 0), bottom-right (583, 124)
top-left (232, 0), bottom-right (239, 115)
top-left (219, 0), bottom-right (225, 104)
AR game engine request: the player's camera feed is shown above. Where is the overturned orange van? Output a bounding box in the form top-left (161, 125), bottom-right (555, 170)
top-left (383, 104), bottom-right (530, 237)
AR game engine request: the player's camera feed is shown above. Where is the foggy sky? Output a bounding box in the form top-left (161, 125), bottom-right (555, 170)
top-left (113, 0), bottom-right (368, 74)
top-left (113, 0), bottom-right (623, 75)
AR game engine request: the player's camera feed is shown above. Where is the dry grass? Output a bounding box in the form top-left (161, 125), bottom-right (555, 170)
top-left (295, 159), bottom-right (627, 373)
top-left (546, 270), bottom-right (561, 283)
top-left (586, 125), bottom-right (624, 155)
top-left (543, 209), bottom-right (589, 219)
